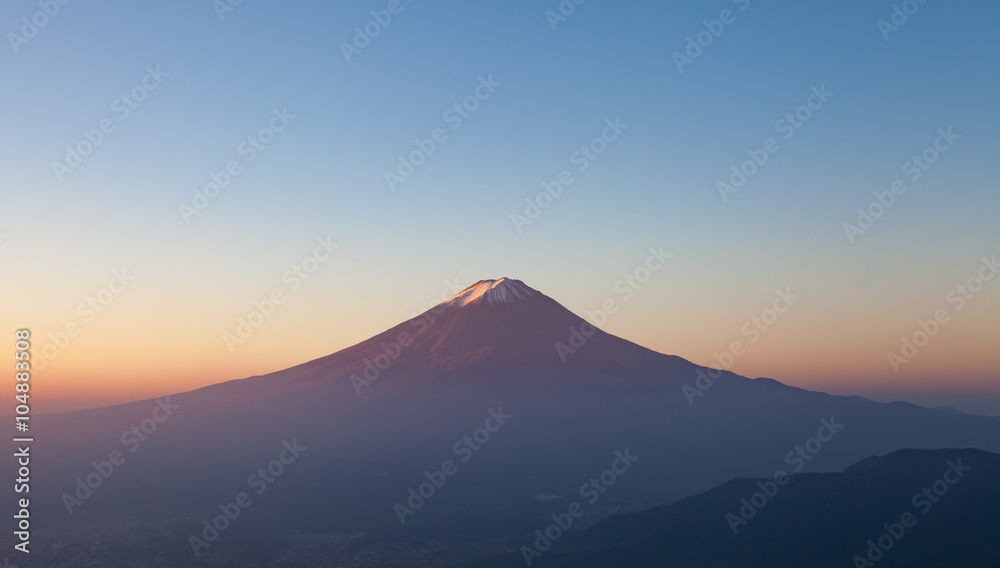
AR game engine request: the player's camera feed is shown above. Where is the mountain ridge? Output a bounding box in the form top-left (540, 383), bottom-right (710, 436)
top-left (460, 447), bottom-right (1000, 567)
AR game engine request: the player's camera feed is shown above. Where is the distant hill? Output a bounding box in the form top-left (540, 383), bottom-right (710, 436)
top-left (461, 448), bottom-right (1000, 568)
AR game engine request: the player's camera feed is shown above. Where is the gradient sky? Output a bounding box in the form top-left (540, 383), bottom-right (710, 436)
top-left (1, 0), bottom-right (997, 415)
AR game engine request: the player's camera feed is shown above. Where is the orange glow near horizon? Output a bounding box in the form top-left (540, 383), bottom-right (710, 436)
top-left (15, 281), bottom-right (999, 415)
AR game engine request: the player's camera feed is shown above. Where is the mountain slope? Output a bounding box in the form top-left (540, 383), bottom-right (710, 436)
top-left (271, 277), bottom-right (693, 385)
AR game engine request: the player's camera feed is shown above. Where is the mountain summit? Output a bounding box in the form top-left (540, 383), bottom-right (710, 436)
top-left (443, 277), bottom-right (536, 308)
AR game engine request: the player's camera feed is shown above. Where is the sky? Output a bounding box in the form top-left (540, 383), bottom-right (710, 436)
top-left (1, 0), bottom-right (997, 415)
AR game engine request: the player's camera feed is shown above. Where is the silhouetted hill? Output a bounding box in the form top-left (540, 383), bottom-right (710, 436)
top-left (461, 448), bottom-right (1000, 568)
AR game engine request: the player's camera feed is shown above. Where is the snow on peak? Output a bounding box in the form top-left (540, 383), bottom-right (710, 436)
top-left (444, 278), bottom-right (535, 308)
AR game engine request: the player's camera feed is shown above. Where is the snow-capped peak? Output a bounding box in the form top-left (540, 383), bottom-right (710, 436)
top-left (444, 278), bottom-right (535, 308)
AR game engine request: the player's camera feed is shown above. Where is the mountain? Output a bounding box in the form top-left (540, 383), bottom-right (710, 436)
top-left (5, 278), bottom-right (1000, 565)
top-left (460, 448), bottom-right (1000, 568)
top-left (270, 277), bottom-right (692, 383)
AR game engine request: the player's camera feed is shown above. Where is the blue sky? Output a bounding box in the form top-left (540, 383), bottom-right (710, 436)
top-left (1, 0), bottom-right (998, 413)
